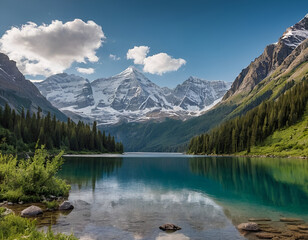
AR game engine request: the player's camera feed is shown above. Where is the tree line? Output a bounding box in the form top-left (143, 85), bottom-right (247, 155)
top-left (0, 105), bottom-right (124, 153)
top-left (188, 77), bottom-right (308, 154)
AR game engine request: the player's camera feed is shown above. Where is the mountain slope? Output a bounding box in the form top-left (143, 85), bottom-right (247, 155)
top-left (0, 53), bottom-right (66, 120)
top-left (35, 67), bottom-right (230, 125)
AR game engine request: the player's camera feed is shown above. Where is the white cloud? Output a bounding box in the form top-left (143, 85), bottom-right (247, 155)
top-left (126, 46), bottom-right (186, 75)
top-left (143, 53), bottom-right (186, 75)
top-left (0, 19), bottom-right (105, 77)
top-left (76, 67), bottom-right (94, 74)
top-left (109, 54), bottom-right (120, 61)
top-left (127, 46), bottom-right (149, 64)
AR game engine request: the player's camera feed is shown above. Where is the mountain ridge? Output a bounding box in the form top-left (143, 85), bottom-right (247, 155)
top-left (35, 67), bottom-right (231, 125)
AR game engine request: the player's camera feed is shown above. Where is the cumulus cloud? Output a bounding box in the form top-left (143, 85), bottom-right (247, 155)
top-left (0, 19), bottom-right (105, 77)
top-left (127, 46), bottom-right (149, 64)
top-left (76, 67), bottom-right (94, 74)
top-left (126, 46), bottom-right (186, 75)
top-left (143, 53), bottom-right (186, 75)
top-left (109, 54), bottom-right (120, 61)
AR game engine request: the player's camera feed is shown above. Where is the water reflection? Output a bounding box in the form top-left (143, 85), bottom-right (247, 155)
top-left (59, 157), bottom-right (123, 191)
top-left (189, 157), bottom-right (308, 211)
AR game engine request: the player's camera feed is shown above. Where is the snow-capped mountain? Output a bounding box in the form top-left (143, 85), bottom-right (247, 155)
top-left (173, 77), bottom-right (231, 111)
top-left (35, 73), bottom-right (94, 109)
top-left (35, 67), bottom-right (230, 125)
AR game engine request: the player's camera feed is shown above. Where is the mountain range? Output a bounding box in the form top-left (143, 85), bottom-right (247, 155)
top-left (35, 67), bottom-right (231, 125)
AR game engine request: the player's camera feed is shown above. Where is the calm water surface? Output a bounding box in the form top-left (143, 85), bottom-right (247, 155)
top-left (48, 153), bottom-right (308, 240)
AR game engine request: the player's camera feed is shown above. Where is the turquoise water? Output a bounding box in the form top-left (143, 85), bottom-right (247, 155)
top-left (51, 153), bottom-right (308, 240)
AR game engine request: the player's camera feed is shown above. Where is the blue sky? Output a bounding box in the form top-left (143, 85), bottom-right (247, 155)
top-left (0, 0), bottom-right (307, 88)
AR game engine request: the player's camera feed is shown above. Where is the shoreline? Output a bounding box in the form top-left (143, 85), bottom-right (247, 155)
top-left (188, 153), bottom-right (308, 160)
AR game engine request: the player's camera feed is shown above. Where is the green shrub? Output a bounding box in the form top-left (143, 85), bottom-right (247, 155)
top-left (0, 146), bottom-right (70, 203)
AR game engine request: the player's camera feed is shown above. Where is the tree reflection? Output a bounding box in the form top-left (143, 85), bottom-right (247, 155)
top-left (58, 157), bottom-right (123, 191)
top-left (189, 157), bottom-right (308, 208)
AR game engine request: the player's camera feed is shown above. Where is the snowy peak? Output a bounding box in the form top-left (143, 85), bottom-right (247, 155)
top-left (281, 14), bottom-right (308, 48)
top-left (35, 73), bottom-right (94, 109)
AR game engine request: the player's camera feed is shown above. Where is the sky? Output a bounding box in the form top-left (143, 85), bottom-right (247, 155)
top-left (0, 0), bottom-right (307, 88)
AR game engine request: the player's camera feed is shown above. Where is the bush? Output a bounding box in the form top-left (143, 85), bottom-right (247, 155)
top-left (0, 146), bottom-right (70, 203)
top-left (0, 210), bottom-right (77, 239)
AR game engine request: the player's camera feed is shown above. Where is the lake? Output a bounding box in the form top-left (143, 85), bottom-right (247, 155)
top-left (46, 153), bottom-right (308, 240)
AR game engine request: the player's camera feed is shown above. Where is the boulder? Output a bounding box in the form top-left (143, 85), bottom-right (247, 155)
top-left (237, 222), bottom-right (260, 231)
top-left (21, 205), bottom-right (43, 217)
top-left (159, 223), bottom-right (182, 231)
top-left (59, 201), bottom-right (74, 210)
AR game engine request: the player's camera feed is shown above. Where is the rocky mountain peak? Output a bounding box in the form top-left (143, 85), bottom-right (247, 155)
top-left (280, 14), bottom-right (308, 48)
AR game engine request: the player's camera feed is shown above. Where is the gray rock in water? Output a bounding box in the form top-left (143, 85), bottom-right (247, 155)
top-left (21, 205), bottom-right (43, 217)
top-left (159, 223), bottom-right (182, 231)
top-left (1, 207), bottom-right (13, 216)
top-left (59, 201), bottom-right (74, 210)
top-left (237, 222), bottom-right (260, 231)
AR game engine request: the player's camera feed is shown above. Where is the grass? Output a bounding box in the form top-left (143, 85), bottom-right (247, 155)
top-left (237, 105), bottom-right (308, 158)
top-left (44, 200), bottom-right (59, 210)
top-left (0, 208), bottom-right (77, 240)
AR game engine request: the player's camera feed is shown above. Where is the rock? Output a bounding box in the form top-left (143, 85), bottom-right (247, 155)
top-left (1, 207), bottom-right (13, 216)
top-left (49, 195), bottom-right (56, 200)
top-left (237, 222), bottom-right (260, 232)
top-left (21, 205), bottom-right (43, 217)
top-left (59, 201), bottom-right (74, 210)
top-left (7, 202), bottom-right (13, 205)
top-left (249, 218), bottom-right (271, 222)
top-left (255, 232), bottom-right (276, 239)
top-left (298, 225), bottom-right (308, 231)
top-left (159, 223), bottom-right (182, 231)
top-left (18, 201), bottom-right (24, 205)
top-left (287, 225), bottom-right (300, 232)
top-left (280, 217), bottom-right (303, 222)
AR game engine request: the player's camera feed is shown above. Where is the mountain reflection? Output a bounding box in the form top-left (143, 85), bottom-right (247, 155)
top-left (59, 157), bottom-right (123, 191)
top-left (189, 157), bottom-right (308, 208)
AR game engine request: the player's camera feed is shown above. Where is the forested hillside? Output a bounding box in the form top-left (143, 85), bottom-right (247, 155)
top-left (188, 78), bottom-right (308, 156)
top-left (0, 104), bottom-right (123, 153)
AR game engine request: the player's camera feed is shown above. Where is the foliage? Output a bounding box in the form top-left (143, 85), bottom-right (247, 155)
top-left (0, 210), bottom-right (77, 240)
top-left (44, 200), bottom-right (60, 210)
top-left (188, 77), bottom-right (308, 155)
top-left (0, 105), bottom-right (123, 153)
top-left (0, 147), bottom-right (70, 203)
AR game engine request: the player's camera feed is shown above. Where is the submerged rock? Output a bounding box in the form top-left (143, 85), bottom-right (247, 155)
top-left (280, 217), bottom-right (303, 222)
top-left (21, 205), bottom-right (43, 217)
top-left (237, 222), bottom-right (260, 231)
top-left (248, 218), bottom-right (271, 222)
top-left (159, 223), bottom-right (182, 231)
top-left (59, 201), bottom-right (74, 210)
top-left (1, 207), bottom-right (13, 216)
top-left (256, 232), bottom-right (276, 239)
